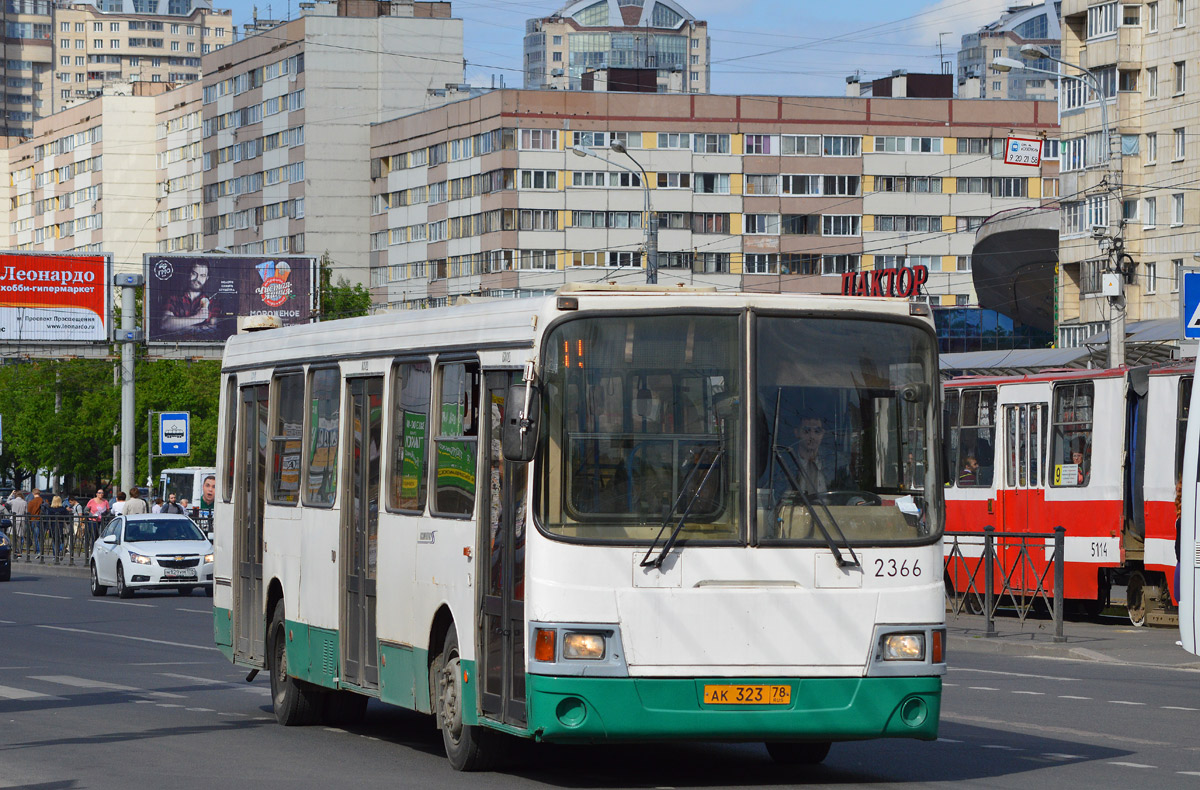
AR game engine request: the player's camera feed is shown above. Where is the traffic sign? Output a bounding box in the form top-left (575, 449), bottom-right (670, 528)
top-left (1182, 271), bottom-right (1200, 340)
top-left (160, 411), bottom-right (190, 456)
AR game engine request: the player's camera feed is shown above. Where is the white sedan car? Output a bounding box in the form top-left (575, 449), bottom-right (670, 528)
top-left (90, 514), bottom-right (214, 598)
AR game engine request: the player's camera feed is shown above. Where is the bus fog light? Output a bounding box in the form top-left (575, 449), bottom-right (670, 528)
top-left (562, 633), bottom-right (605, 660)
top-left (881, 633), bottom-right (925, 661)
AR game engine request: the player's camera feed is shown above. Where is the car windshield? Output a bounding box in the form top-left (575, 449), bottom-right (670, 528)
top-left (124, 519), bottom-right (205, 542)
top-left (755, 316), bottom-right (939, 544)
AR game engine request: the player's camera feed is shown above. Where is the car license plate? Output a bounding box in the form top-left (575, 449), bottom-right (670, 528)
top-left (163, 568), bottom-right (196, 579)
top-left (703, 684), bottom-right (791, 705)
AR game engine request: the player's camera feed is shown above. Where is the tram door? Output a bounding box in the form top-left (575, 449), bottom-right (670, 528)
top-left (235, 384), bottom-right (269, 665)
top-left (480, 372), bottom-right (527, 726)
top-left (1001, 402), bottom-right (1048, 593)
top-left (342, 376), bottom-right (382, 689)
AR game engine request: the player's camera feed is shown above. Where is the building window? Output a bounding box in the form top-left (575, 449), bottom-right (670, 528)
top-left (1087, 1), bottom-right (1119, 38)
top-left (1173, 259), bottom-right (1183, 292)
top-left (519, 170), bottom-right (557, 189)
top-left (692, 134), bottom-right (730, 154)
top-left (1178, 0), bottom-right (1187, 25)
top-left (1123, 4), bottom-right (1141, 24)
top-left (1176, 61), bottom-right (1186, 93)
top-left (1119, 69), bottom-right (1139, 91)
top-left (1149, 0), bottom-right (1160, 29)
top-left (692, 173), bottom-right (730, 194)
top-left (822, 136), bottom-right (861, 157)
top-left (744, 214), bottom-right (780, 235)
top-left (781, 135), bottom-right (821, 155)
top-left (111, 22), bottom-right (120, 31)
top-left (657, 132), bottom-right (690, 149)
top-left (1087, 195), bottom-right (1109, 229)
top-left (1147, 131), bottom-right (1158, 162)
top-left (1043, 177), bottom-right (1060, 197)
top-left (1173, 192), bottom-right (1185, 225)
top-left (1145, 262), bottom-right (1158, 293)
top-left (822, 215), bottom-right (860, 236)
top-left (1148, 66), bottom-right (1158, 98)
top-left (112, 39), bottom-right (120, 48)
top-left (1145, 196), bottom-right (1157, 227)
top-left (691, 38), bottom-right (699, 48)
top-left (1122, 199), bottom-right (1139, 220)
top-left (745, 134), bottom-right (772, 155)
top-left (656, 172), bottom-right (691, 189)
top-left (518, 128), bottom-right (557, 150)
top-left (1176, 127), bottom-right (1187, 159)
top-left (957, 256), bottom-right (972, 272)
top-left (552, 51), bottom-right (562, 62)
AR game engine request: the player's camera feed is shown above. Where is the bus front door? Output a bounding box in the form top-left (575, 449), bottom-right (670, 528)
top-left (342, 376), bottom-right (382, 690)
top-left (235, 384), bottom-right (269, 665)
top-left (480, 372), bottom-right (527, 726)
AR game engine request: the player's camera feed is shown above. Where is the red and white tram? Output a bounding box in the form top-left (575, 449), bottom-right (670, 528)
top-left (943, 363), bottom-right (1191, 625)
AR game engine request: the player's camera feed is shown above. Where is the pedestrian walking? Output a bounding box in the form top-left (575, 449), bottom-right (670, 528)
top-left (161, 493), bottom-right (186, 515)
top-left (123, 486), bottom-right (148, 516)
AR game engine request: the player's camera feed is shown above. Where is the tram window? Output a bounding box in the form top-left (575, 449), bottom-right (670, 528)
top-left (304, 367), bottom-right (341, 506)
top-left (222, 375), bottom-right (236, 503)
top-left (943, 391), bottom-right (959, 487)
top-left (955, 388), bottom-right (996, 487)
top-left (1051, 382), bottom-right (1093, 487)
top-left (388, 360), bottom-right (432, 513)
top-left (1179, 376), bottom-right (1192, 483)
top-left (269, 373), bottom-right (303, 504)
top-left (434, 360), bottom-right (480, 517)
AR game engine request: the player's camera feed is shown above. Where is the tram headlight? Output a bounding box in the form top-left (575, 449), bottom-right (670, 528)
top-left (880, 633), bottom-right (925, 661)
top-left (562, 632), bottom-right (605, 660)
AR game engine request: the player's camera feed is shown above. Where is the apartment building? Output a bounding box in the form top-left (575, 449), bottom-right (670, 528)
top-left (199, 0), bottom-right (465, 282)
top-left (155, 81), bottom-right (202, 253)
top-left (367, 90), bottom-right (1058, 310)
top-left (1057, 0), bottom-right (1194, 347)
top-left (524, 0), bottom-right (709, 93)
top-left (957, 2), bottom-right (1062, 100)
top-left (3, 84), bottom-right (161, 271)
top-left (0, 0), bottom-right (232, 138)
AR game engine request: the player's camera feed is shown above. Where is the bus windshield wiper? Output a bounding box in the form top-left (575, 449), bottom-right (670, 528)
top-left (772, 446), bottom-right (861, 569)
top-left (641, 446), bottom-right (725, 570)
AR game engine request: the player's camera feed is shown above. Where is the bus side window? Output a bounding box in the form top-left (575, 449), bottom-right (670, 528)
top-left (305, 367), bottom-right (341, 506)
top-left (269, 372), bottom-right (303, 504)
top-left (389, 360), bottom-right (432, 513)
top-left (434, 360), bottom-right (480, 517)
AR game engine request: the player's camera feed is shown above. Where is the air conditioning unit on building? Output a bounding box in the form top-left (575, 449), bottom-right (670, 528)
top-left (551, 69), bottom-right (564, 77)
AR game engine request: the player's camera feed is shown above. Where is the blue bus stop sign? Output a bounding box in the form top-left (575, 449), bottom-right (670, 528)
top-left (160, 412), bottom-right (190, 456)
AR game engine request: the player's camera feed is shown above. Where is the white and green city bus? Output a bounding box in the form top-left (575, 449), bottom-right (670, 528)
top-left (212, 285), bottom-right (946, 770)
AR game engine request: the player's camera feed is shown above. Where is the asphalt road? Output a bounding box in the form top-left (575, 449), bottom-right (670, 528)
top-left (3, 570), bottom-right (1200, 789)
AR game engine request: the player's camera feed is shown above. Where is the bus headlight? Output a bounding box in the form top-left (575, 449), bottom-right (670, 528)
top-left (881, 633), bottom-right (925, 661)
top-left (562, 632), bottom-right (605, 660)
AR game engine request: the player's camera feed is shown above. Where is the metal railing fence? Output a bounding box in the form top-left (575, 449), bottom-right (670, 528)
top-left (944, 525), bottom-right (1066, 642)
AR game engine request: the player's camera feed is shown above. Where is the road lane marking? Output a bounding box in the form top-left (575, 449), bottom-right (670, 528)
top-left (157, 672), bottom-right (271, 695)
top-left (1108, 762), bottom-right (1156, 769)
top-left (1012, 691), bottom-right (1044, 695)
top-left (29, 675), bottom-right (186, 699)
top-left (89, 599), bottom-right (154, 608)
top-left (981, 745), bottom-right (1019, 750)
top-left (1042, 754), bottom-right (1086, 760)
top-left (948, 667), bottom-right (1079, 682)
top-left (36, 625), bottom-right (220, 651)
top-left (0, 684), bottom-right (66, 701)
top-left (1108, 701), bottom-right (1146, 706)
top-left (1163, 706), bottom-right (1199, 711)
top-left (177, 608), bottom-right (212, 614)
top-left (0, 620), bottom-right (15, 624)
top-left (130, 662), bottom-right (211, 666)
top-left (941, 712), bottom-right (1173, 747)
top-left (1059, 695), bottom-right (1091, 700)
top-left (1178, 771), bottom-right (1200, 776)
top-left (187, 707), bottom-right (215, 712)
top-left (968, 687), bottom-right (998, 691)
top-left (156, 703), bottom-right (184, 708)
top-left (13, 592), bottom-right (70, 600)
top-left (938, 738), bottom-right (962, 743)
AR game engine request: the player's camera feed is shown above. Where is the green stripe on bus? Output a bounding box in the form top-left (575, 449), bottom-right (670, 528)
top-left (213, 607), bottom-right (233, 661)
top-left (283, 620), bottom-right (340, 689)
top-left (522, 675), bottom-right (941, 743)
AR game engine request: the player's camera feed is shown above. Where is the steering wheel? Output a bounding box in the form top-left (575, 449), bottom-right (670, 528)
top-left (812, 490), bottom-right (882, 507)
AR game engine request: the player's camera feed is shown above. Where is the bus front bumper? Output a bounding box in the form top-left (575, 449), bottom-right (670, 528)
top-left (523, 674), bottom-right (940, 743)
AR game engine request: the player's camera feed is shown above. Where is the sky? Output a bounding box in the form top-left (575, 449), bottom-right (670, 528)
top-left (218, 0), bottom-right (1022, 96)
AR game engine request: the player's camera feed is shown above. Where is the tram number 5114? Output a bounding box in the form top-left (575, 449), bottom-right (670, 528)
top-left (1090, 541), bottom-right (1109, 559)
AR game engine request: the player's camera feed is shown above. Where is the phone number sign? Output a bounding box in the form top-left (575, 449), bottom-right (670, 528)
top-left (1004, 136), bottom-right (1043, 167)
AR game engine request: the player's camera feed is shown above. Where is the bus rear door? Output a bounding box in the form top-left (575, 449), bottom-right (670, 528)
top-left (235, 384), bottom-right (269, 666)
top-left (342, 376), bottom-right (382, 690)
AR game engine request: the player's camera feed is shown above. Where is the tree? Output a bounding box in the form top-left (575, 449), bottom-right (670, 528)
top-left (318, 251), bottom-right (371, 321)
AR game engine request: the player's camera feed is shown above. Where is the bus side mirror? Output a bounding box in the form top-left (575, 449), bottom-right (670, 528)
top-left (502, 383), bottom-right (541, 463)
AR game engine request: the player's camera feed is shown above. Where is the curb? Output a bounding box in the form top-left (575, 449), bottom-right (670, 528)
top-left (5, 560), bottom-right (90, 579)
top-left (949, 633), bottom-right (1200, 670)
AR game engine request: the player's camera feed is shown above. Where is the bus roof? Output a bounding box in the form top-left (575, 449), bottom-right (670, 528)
top-left (222, 289), bottom-right (931, 372)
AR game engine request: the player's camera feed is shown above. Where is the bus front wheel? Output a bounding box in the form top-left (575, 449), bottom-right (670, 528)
top-left (432, 628), bottom-right (498, 771)
top-left (765, 741), bottom-right (832, 765)
top-left (268, 600), bottom-right (320, 726)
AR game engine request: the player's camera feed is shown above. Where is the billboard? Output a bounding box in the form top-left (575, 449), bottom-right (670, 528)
top-left (145, 254), bottom-right (314, 344)
top-left (0, 251), bottom-right (111, 342)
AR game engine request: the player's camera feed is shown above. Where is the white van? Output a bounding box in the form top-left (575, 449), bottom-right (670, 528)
top-left (158, 466), bottom-right (217, 516)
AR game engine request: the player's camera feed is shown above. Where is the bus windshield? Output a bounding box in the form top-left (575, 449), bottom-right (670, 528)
top-left (535, 312), bottom-right (940, 546)
top-left (755, 316), bottom-right (938, 544)
top-left (537, 314), bottom-right (742, 543)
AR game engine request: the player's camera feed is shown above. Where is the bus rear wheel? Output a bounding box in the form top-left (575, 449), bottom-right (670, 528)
top-left (432, 628), bottom-right (498, 771)
top-left (765, 741), bottom-right (832, 765)
top-left (268, 599), bottom-right (320, 725)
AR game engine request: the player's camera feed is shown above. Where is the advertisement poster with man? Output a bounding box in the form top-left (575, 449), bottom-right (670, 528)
top-left (0, 252), bottom-right (111, 342)
top-left (145, 254), bottom-right (314, 344)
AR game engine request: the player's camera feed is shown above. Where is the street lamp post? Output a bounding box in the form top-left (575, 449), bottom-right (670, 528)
top-left (571, 142), bottom-right (658, 284)
top-left (992, 52), bottom-right (1124, 367)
